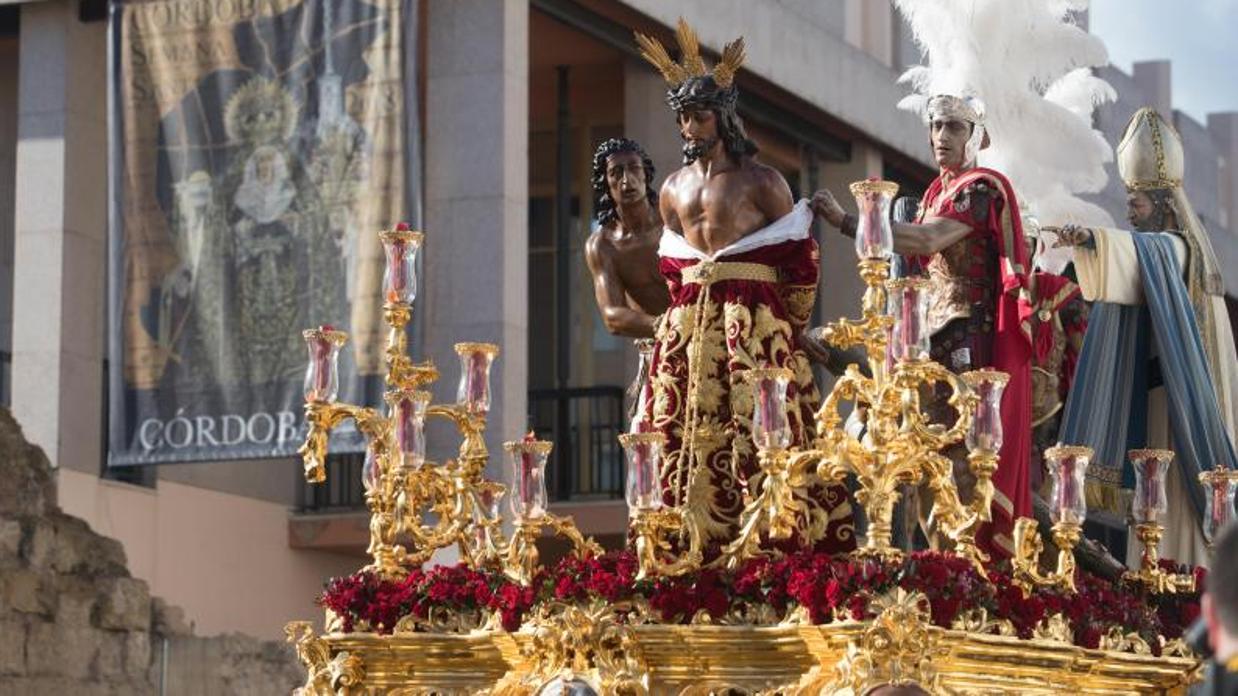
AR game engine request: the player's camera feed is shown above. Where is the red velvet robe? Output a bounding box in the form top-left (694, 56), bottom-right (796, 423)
top-left (640, 203), bottom-right (856, 556)
top-left (916, 167), bottom-right (1034, 556)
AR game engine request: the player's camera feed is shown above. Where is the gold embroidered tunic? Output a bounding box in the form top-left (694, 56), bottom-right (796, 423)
top-left (639, 202), bottom-right (855, 555)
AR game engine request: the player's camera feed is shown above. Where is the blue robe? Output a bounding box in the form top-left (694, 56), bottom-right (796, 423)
top-left (1060, 232), bottom-right (1237, 549)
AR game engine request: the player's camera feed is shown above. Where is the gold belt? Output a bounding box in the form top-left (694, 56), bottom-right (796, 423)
top-left (682, 261), bottom-right (779, 285)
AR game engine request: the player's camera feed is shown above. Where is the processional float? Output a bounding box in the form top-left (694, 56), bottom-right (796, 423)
top-left (285, 184), bottom-right (1230, 695)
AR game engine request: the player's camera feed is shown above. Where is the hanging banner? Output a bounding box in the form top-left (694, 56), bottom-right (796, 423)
top-left (107, 0), bottom-right (419, 464)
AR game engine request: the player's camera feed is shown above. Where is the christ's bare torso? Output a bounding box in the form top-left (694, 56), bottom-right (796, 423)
top-left (660, 157), bottom-right (793, 255)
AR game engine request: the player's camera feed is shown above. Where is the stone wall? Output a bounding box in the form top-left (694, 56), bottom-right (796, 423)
top-left (0, 408), bottom-right (302, 694)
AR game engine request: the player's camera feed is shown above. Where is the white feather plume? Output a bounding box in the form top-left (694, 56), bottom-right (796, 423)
top-left (894, 0), bottom-right (1117, 273)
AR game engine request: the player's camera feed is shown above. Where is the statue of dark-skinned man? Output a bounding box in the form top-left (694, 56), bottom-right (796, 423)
top-left (631, 19), bottom-right (855, 557)
top-left (585, 138), bottom-right (669, 339)
top-left (584, 138), bottom-right (670, 421)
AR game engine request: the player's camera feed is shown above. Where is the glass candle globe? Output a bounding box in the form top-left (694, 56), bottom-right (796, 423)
top-left (503, 435), bottom-right (552, 521)
top-left (1201, 469), bottom-right (1238, 544)
top-left (303, 326), bottom-right (347, 403)
top-left (962, 369), bottom-right (1009, 453)
top-left (619, 432), bottom-right (665, 512)
top-left (455, 342), bottom-right (499, 416)
top-left (886, 277), bottom-right (930, 362)
top-left (849, 179), bottom-right (899, 260)
top-left (1129, 449), bottom-right (1174, 524)
top-left (1044, 445), bottom-right (1092, 525)
top-left (379, 224), bottom-right (423, 306)
top-left (386, 389), bottom-right (431, 472)
top-left (746, 368), bottom-right (793, 451)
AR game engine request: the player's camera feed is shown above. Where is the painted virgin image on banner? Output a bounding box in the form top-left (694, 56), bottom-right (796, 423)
top-left (108, 0), bottom-right (417, 464)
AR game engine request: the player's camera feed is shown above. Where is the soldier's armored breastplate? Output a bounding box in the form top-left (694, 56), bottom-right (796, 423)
top-left (925, 232), bottom-right (998, 337)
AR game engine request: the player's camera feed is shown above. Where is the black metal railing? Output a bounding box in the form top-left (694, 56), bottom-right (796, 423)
top-left (528, 385), bottom-right (626, 502)
top-left (297, 452), bottom-right (367, 513)
top-left (295, 386), bottom-right (627, 514)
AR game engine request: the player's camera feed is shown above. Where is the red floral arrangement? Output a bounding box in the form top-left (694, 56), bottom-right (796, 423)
top-left (318, 550), bottom-right (1204, 653)
top-left (320, 563), bottom-right (535, 633)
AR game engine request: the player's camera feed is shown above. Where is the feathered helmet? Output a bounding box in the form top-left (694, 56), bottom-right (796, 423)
top-left (634, 18), bottom-right (746, 113)
top-left (926, 94), bottom-right (989, 163)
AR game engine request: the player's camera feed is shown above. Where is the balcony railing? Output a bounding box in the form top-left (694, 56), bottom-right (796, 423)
top-left (297, 452), bottom-right (367, 513)
top-left (297, 386), bottom-right (627, 514)
top-left (528, 385), bottom-right (625, 502)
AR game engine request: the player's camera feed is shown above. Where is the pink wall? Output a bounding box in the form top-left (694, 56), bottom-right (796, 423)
top-left (57, 469), bottom-right (360, 640)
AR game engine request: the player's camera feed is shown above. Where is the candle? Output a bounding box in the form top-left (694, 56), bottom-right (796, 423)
top-left (519, 432), bottom-right (537, 513)
top-left (1045, 445), bottom-right (1091, 525)
top-left (469, 354), bottom-right (487, 402)
top-left (883, 322), bottom-right (895, 375)
top-left (387, 239), bottom-right (407, 302)
top-left (380, 223), bottom-right (422, 306)
top-left (311, 328), bottom-right (332, 394)
top-left (361, 445), bottom-right (381, 493)
top-left (302, 326), bottom-right (347, 403)
top-left (1059, 459), bottom-right (1078, 521)
top-left (620, 432), bottom-right (665, 512)
top-left (455, 343), bottom-right (499, 416)
top-left (963, 370), bottom-right (1008, 454)
top-left (503, 435), bottom-right (550, 521)
top-left (849, 179), bottom-right (899, 260)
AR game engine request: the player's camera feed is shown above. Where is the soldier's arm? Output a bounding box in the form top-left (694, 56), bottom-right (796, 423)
top-left (584, 233), bottom-right (658, 338)
top-left (812, 187), bottom-right (971, 255)
top-left (889, 217), bottom-right (974, 256)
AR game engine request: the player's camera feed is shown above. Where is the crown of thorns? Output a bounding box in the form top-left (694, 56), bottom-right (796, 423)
top-left (635, 18), bottom-right (745, 112)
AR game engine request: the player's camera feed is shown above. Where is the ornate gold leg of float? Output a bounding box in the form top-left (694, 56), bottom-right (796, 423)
top-left (795, 588), bottom-right (944, 695)
top-left (285, 621), bottom-right (366, 696)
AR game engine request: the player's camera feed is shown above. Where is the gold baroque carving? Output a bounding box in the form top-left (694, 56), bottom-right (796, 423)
top-left (286, 620), bottom-right (367, 696)
top-left (493, 601), bottom-right (648, 696)
top-left (799, 589), bottom-right (943, 696)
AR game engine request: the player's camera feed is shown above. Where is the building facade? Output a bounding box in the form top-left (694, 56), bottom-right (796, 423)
top-left (0, 0), bottom-right (1233, 641)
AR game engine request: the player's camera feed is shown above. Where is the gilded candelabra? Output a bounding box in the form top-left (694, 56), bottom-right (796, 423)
top-left (619, 432), bottom-right (705, 580)
top-left (1009, 445), bottom-right (1089, 592)
top-left (1202, 467), bottom-right (1238, 555)
top-left (616, 180), bottom-right (1015, 575)
top-left (719, 180), bottom-right (1004, 570)
top-left (297, 224), bottom-right (595, 582)
top-left (1121, 449), bottom-right (1197, 593)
